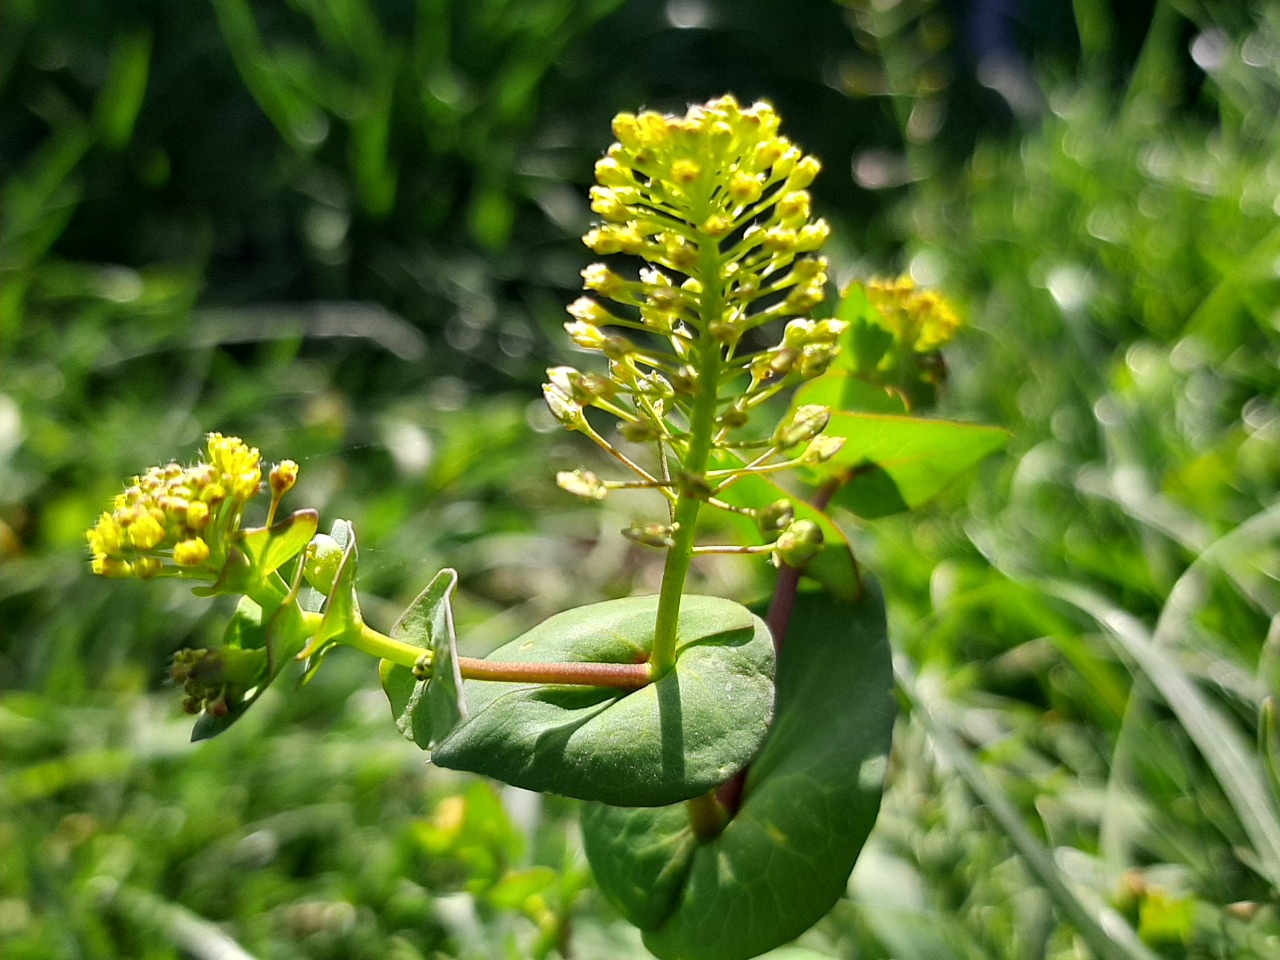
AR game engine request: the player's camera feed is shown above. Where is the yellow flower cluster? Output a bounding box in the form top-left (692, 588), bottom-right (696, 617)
top-left (576, 94), bottom-right (830, 346)
top-left (864, 276), bottom-right (963, 353)
top-left (87, 434), bottom-right (263, 578)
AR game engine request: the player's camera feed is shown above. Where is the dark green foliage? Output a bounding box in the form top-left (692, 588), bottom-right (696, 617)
top-left (583, 582), bottom-right (895, 960)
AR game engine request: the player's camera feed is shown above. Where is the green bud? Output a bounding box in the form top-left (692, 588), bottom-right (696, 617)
top-left (757, 498), bottom-right (794, 534)
top-left (803, 434), bottom-right (845, 463)
top-left (773, 519), bottom-right (823, 568)
top-left (304, 534), bottom-right (344, 594)
top-left (619, 419), bottom-right (663, 443)
top-left (773, 404), bottom-right (830, 449)
top-left (557, 469), bottom-right (609, 501)
top-left (717, 404), bottom-right (750, 429)
top-left (622, 521), bottom-right (679, 549)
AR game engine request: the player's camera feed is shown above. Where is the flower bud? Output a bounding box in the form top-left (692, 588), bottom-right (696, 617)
top-left (304, 534), bottom-right (344, 594)
top-left (557, 469), bottom-right (609, 501)
top-left (622, 521), bottom-right (679, 549)
top-left (270, 460), bottom-right (299, 499)
top-left (803, 434), bottom-right (845, 463)
top-left (773, 404), bottom-right (830, 449)
top-left (173, 538), bottom-right (211, 567)
top-left (756, 498), bottom-right (794, 534)
top-left (773, 519), bottom-right (823, 568)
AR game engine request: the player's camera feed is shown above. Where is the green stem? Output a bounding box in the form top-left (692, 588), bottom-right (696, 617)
top-left (298, 611), bottom-right (653, 689)
top-left (649, 235), bottom-right (725, 675)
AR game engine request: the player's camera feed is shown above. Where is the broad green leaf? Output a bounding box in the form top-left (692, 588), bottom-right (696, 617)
top-left (800, 412), bottom-right (1009, 518)
top-left (380, 568), bottom-right (465, 749)
top-left (237, 509), bottom-right (319, 578)
top-left (582, 581), bottom-right (895, 960)
top-left (792, 372), bottom-right (908, 416)
top-left (431, 595), bottom-right (775, 807)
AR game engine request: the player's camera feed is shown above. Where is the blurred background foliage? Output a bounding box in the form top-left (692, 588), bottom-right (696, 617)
top-left (3, 0), bottom-right (1279, 957)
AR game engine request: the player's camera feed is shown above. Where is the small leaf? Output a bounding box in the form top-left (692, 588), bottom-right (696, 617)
top-left (237, 509), bottom-right (319, 577)
top-left (191, 595), bottom-right (312, 742)
top-left (582, 581), bottom-right (896, 960)
top-left (297, 523), bottom-right (361, 665)
top-left (801, 412), bottom-right (1010, 518)
top-left (431, 595), bottom-right (775, 807)
top-left (381, 568), bottom-right (465, 748)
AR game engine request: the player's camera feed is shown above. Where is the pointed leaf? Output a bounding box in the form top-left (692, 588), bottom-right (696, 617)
top-left (582, 581), bottom-right (896, 960)
top-left (237, 509), bottom-right (319, 577)
top-left (381, 568), bottom-right (465, 748)
top-left (431, 595), bottom-right (775, 807)
top-left (801, 412), bottom-right (1010, 518)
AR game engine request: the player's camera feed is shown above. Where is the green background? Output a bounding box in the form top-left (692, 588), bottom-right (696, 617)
top-left (3, 1), bottom-right (1278, 957)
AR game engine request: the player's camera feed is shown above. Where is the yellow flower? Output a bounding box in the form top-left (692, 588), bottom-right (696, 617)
top-left (173, 538), bottom-right (211, 567)
top-left (86, 434), bottom-right (276, 579)
top-left (863, 276), bottom-right (963, 353)
top-left (571, 94), bottom-right (829, 347)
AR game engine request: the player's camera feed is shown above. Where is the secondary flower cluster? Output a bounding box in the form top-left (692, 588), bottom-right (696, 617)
top-left (863, 276), bottom-right (962, 354)
top-left (87, 434), bottom-right (271, 579)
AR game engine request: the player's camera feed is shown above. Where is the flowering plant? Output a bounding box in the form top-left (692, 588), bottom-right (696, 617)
top-left (89, 96), bottom-right (1006, 959)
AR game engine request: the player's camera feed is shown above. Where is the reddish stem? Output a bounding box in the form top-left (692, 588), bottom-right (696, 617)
top-left (717, 478), bottom-right (843, 815)
top-left (456, 656), bottom-right (652, 689)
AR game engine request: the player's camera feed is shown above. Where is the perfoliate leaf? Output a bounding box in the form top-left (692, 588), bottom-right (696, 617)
top-left (381, 568), bottom-right (465, 749)
top-left (431, 595), bottom-right (775, 807)
top-left (582, 580), bottom-right (895, 960)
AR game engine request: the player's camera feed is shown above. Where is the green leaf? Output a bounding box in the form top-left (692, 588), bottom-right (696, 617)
top-left (431, 595), bottom-right (775, 807)
top-left (831, 281), bottom-right (895, 376)
top-left (237, 509), bottom-right (319, 578)
top-left (191, 594), bottom-right (311, 742)
top-left (792, 372), bottom-right (908, 416)
top-left (297, 521), bottom-right (361, 670)
top-left (380, 568), bottom-right (465, 749)
top-left (801, 412), bottom-right (1010, 518)
top-left (581, 581), bottom-right (896, 960)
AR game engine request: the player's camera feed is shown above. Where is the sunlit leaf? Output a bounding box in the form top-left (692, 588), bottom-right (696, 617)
top-left (237, 509), bottom-right (318, 577)
top-left (800, 412), bottom-right (1010, 518)
top-left (431, 595), bottom-right (774, 807)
